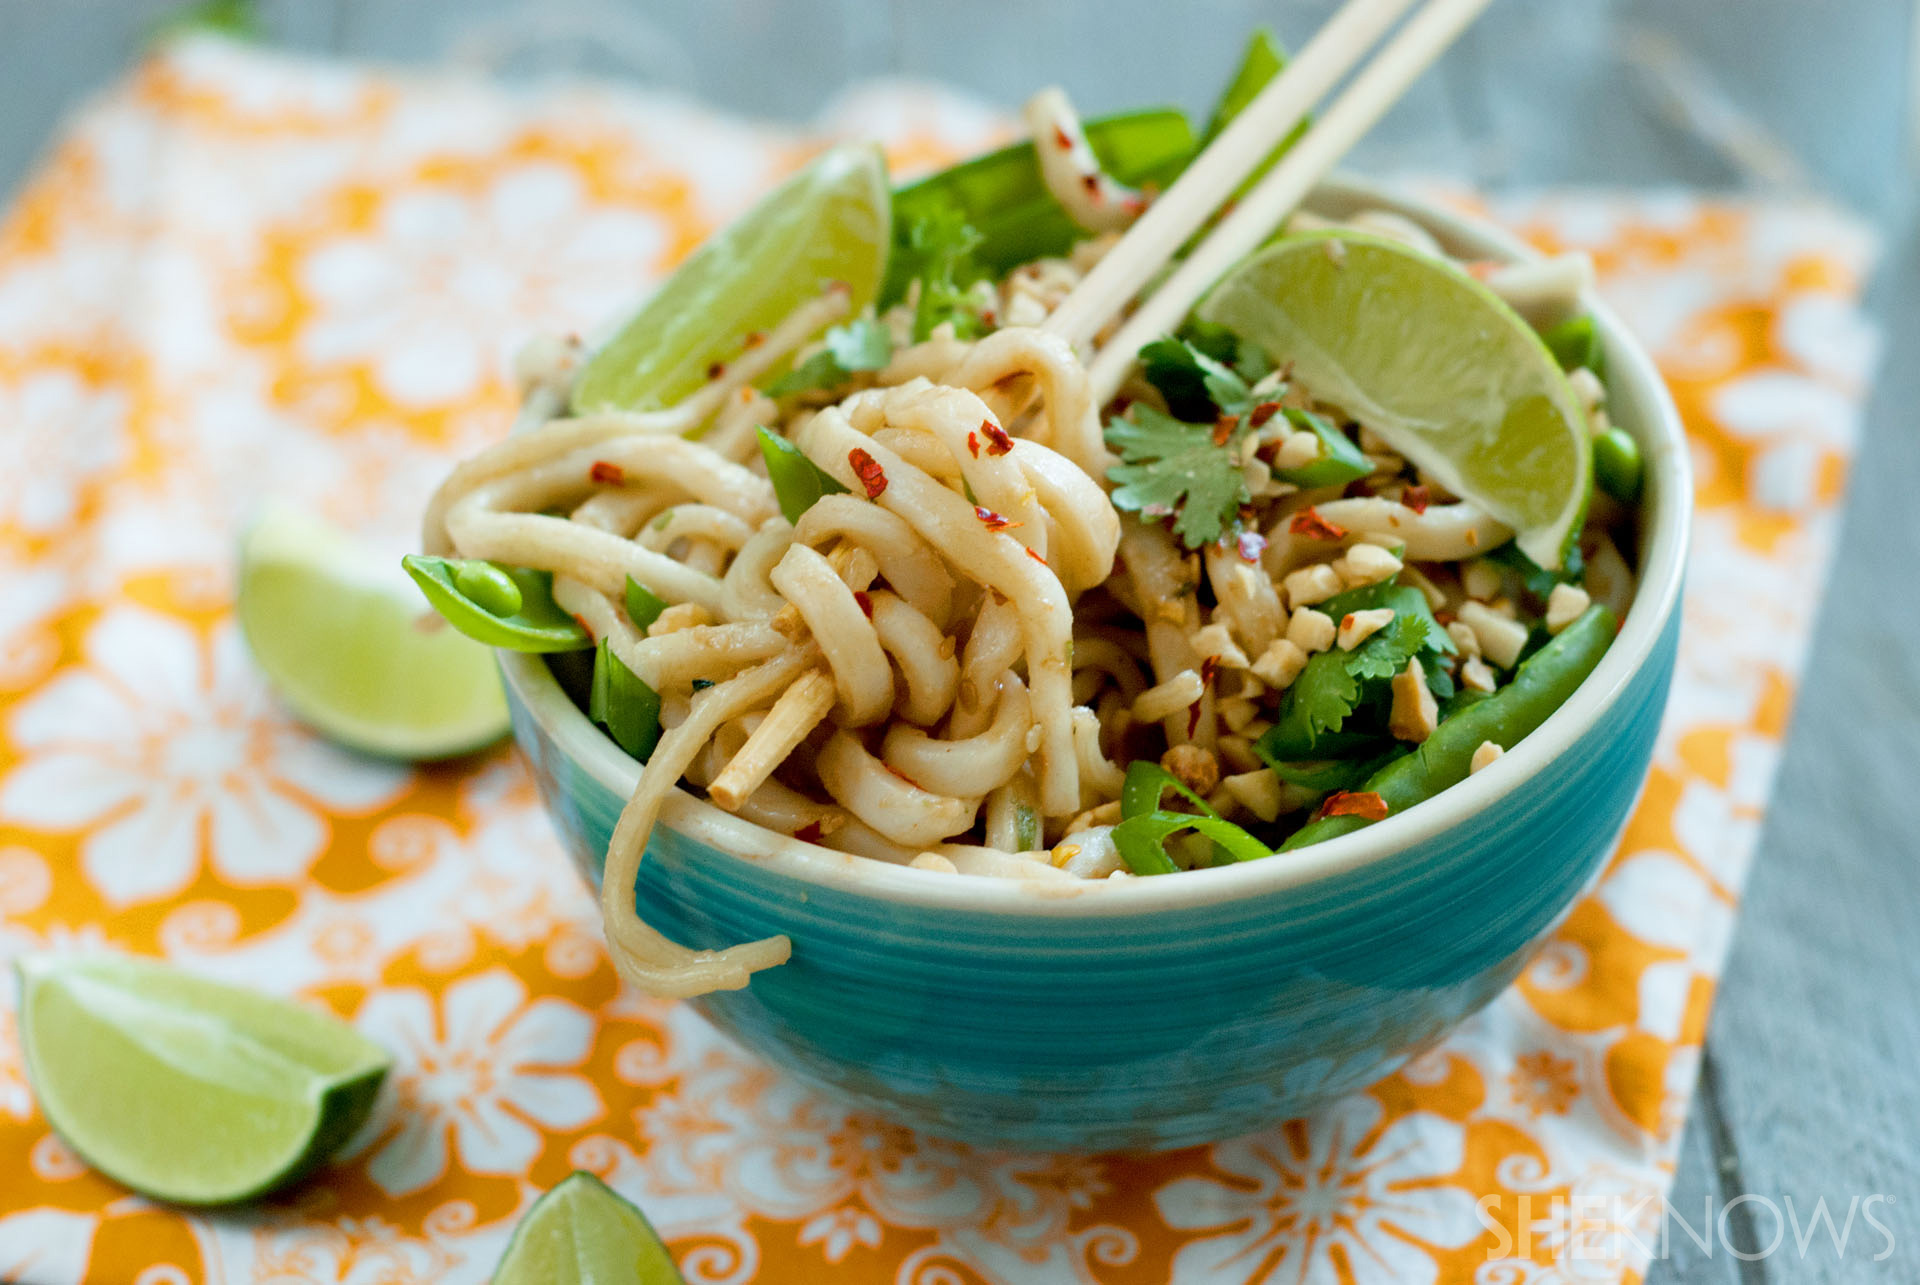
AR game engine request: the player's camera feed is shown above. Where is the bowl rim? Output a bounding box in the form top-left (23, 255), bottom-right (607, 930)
top-left (498, 171), bottom-right (1692, 919)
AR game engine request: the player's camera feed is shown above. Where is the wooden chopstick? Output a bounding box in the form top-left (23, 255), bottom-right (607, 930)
top-left (1061, 0), bottom-right (1497, 408)
top-left (1043, 0), bottom-right (1420, 353)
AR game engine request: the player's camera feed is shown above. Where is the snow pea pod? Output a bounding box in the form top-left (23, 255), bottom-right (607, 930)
top-left (1279, 604), bottom-right (1618, 851)
top-left (403, 555), bottom-right (589, 653)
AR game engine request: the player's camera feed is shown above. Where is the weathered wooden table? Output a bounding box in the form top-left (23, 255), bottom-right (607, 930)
top-left (4, 2), bottom-right (1913, 1280)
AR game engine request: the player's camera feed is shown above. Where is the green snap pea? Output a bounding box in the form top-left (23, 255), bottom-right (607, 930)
top-left (624, 576), bottom-right (668, 633)
top-left (757, 425), bottom-right (848, 525)
top-left (589, 638), bottom-right (662, 761)
top-left (1593, 426), bottom-right (1644, 503)
top-left (1279, 604), bottom-right (1618, 851)
top-left (403, 555), bottom-right (589, 653)
top-left (1270, 408), bottom-right (1371, 489)
top-left (451, 560), bottom-right (523, 617)
top-left (1542, 314), bottom-right (1604, 377)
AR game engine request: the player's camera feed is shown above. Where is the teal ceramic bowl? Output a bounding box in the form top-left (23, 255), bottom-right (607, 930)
top-left (498, 176), bottom-right (1689, 1151)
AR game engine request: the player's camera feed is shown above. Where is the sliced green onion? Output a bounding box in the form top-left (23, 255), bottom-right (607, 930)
top-left (1272, 408), bottom-right (1371, 489)
top-left (624, 576), bottom-right (667, 633)
top-left (1112, 810), bottom-right (1271, 875)
top-left (757, 425), bottom-right (848, 525)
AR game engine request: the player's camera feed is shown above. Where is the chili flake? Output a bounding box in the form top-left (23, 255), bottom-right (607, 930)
top-left (1025, 546), bottom-right (1049, 567)
top-left (1200, 654), bottom-right (1221, 688)
top-left (967, 431), bottom-right (980, 458)
top-left (1321, 790), bottom-right (1390, 821)
top-left (853, 591), bottom-right (874, 619)
top-left (1401, 483), bottom-right (1431, 514)
top-left (1081, 174), bottom-right (1102, 195)
top-left (742, 330), bottom-right (766, 349)
top-left (884, 762), bottom-right (922, 788)
top-left (706, 361), bottom-right (726, 380)
top-left (848, 448), bottom-right (887, 499)
top-left (974, 505), bottom-right (1022, 533)
top-left (1248, 401), bottom-right (1283, 429)
top-left (589, 460), bottom-right (624, 485)
top-left (1212, 413), bottom-right (1239, 446)
top-left (1052, 125), bottom-right (1073, 149)
top-left (1290, 507), bottom-right (1348, 541)
top-left (1186, 699), bottom-right (1203, 739)
top-left (793, 820), bottom-right (825, 844)
top-left (981, 421), bottom-right (1015, 455)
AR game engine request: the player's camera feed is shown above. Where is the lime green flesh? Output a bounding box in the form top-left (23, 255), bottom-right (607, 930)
top-left (15, 953), bottom-right (388, 1206)
top-left (239, 505), bottom-right (509, 759)
top-left (1198, 231), bottom-right (1591, 567)
top-left (571, 144), bottom-right (891, 415)
top-left (494, 1172), bottom-right (685, 1285)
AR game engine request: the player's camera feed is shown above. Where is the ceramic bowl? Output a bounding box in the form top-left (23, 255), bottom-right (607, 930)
top-left (498, 174), bottom-right (1689, 1151)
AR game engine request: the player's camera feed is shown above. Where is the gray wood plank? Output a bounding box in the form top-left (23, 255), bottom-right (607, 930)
top-left (1649, 1055), bottom-right (1750, 1285)
top-left (1682, 218), bottom-right (1920, 1283)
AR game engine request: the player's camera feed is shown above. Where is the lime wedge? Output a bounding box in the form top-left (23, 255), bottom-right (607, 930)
top-left (494, 1171), bottom-right (685, 1285)
top-left (15, 953), bottom-right (388, 1206)
top-left (571, 144), bottom-right (891, 415)
top-left (238, 505), bottom-right (509, 759)
top-left (1198, 231), bottom-right (1590, 567)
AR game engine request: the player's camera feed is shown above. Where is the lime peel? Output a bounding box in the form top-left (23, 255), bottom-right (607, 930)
top-left (494, 1171), bottom-right (685, 1285)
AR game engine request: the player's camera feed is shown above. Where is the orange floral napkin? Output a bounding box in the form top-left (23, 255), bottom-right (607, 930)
top-left (0, 36), bottom-right (1878, 1285)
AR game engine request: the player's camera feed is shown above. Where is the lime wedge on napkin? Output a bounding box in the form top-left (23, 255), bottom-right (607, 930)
top-left (238, 504), bottom-right (509, 759)
top-left (15, 953), bottom-right (388, 1206)
top-left (494, 1171), bottom-right (685, 1285)
top-left (1198, 231), bottom-right (1591, 567)
top-left (571, 143), bottom-right (891, 414)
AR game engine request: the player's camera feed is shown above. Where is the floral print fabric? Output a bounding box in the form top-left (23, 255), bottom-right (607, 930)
top-left (0, 36), bottom-right (1878, 1285)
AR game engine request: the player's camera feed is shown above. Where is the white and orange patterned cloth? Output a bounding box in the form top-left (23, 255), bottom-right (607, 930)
top-left (0, 36), bottom-right (1879, 1285)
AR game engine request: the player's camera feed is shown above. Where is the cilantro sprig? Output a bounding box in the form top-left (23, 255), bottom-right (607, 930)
top-left (1137, 327), bottom-right (1271, 420)
top-left (764, 319), bottom-right (894, 396)
top-left (1105, 404), bottom-right (1249, 549)
top-left (894, 204), bottom-right (991, 342)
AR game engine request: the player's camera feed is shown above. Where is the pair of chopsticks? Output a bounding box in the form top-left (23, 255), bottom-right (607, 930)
top-left (1042, 0), bottom-right (1495, 405)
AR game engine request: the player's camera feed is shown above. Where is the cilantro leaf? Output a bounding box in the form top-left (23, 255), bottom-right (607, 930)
top-left (1138, 328), bottom-right (1273, 421)
top-left (764, 319), bottom-right (893, 396)
top-left (1105, 403), bottom-right (1249, 549)
top-left (895, 203), bottom-right (990, 343)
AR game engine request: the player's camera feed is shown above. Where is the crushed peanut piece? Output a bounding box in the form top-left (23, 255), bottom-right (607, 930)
top-left (1470, 740), bottom-right (1504, 774)
top-left (1251, 638), bottom-right (1310, 689)
top-left (1189, 622), bottom-right (1249, 670)
top-left (1458, 601), bottom-right (1528, 668)
top-left (1336, 541), bottom-right (1403, 588)
top-left (1273, 430), bottom-right (1322, 470)
top-left (1282, 562), bottom-right (1343, 609)
top-left (1389, 656), bottom-right (1439, 742)
top-left (1223, 769), bottom-right (1286, 823)
top-left (1160, 743), bottom-right (1221, 796)
top-left (1461, 558), bottom-right (1503, 601)
top-left (1445, 620), bottom-right (1481, 658)
top-left (1545, 582), bottom-right (1592, 634)
top-left (1337, 607), bottom-right (1396, 651)
top-left (1285, 606), bottom-right (1337, 653)
top-left (1461, 655), bottom-right (1498, 693)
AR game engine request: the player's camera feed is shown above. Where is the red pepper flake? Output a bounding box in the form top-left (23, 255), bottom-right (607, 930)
top-left (1200, 654), bottom-right (1220, 688)
top-left (706, 361), bottom-right (726, 380)
top-left (742, 330), bottom-right (766, 349)
top-left (793, 820), bottom-right (825, 844)
top-left (1121, 194), bottom-right (1149, 216)
top-left (1401, 483), bottom-right (1431, 514)
top-left (1236, 530), bottom-right (1266, 564)
top-left (1465, 260), bottom-right (1500, 281)
top-left (1321, 790), bottom-right (1390, 821)
top-left (848, 448), bottom-right (887, 499)
top-left (572, 614), bottom-right (595, 642)
top-left (1435, 609), bottom-right (1456, 627)
top-left (1212, 413), bottom-right (1239, 446)
top-left (883, 762), bottom-right (922, 788)
top-left (853, 590), bottom-right (873, 618)
top-left (1248, 401), bottom-right (1283, 429)
top-left (1081, 174), bottom-right (1102, 196)
top-left (1343, 477), bottom-right (1374, 499)
top-left (981, 421), bottom-right (1015, 456)
top-left (979, 309), bottom-right (997, 327)
top-left (1052, 125), bottom-right (1074, 150)
top-left (1340, 613), bottom-right (1357, 633)
top-left (1025, 546), bottom-right (1049, 567)
top-left (1186, 699), bottom-right (1203, 739)
top-left (967, 431), bottom-right (980, 458)
top-left (1290, 507), bottom-right (1348, 541)
top-left (974, 505), bottom-right (1022, 533)
top-left (589, 460), bottom-right (624, 485)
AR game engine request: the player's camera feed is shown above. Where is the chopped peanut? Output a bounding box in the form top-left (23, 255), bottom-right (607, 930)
top-left (1398, 561), bottom-right (1448, 610)
top-left (1445, 620), bottom-right (1481, 658)
top-left (1461, 655), bottom-right (1498, 692)
top-left (1251, 638), bottom-right (1310, 689)
top-left (1389, 656), bottom-right (1439, 742)
top-left (1337, 607), bottom-right (1396, 651)
top-left (1457, 601), bottom-right (1528, 668)
top-left (1470, 740), bottom-right (1504, 774)
top-left (1282, 562), bottom-right (1343, 609)
top-left (1568, 366), bottom-right (1606, 415)
top-left (1285, 606), bottom-right (1337, 653)
top-left (1336, 541), bottom-right (1402, 588)
top-left (650, 602), bottom-right (713, 635)
top-left (1188, 622), bottom-right (1249, 669)
top-left (1160, 743), bottom-right (1221, 796)
top-left (1218, 696), bottom-right (1262, 733)
top-left (1274, 430), bottom-right (1322, 470)
top-left (1545, 583), bottom-right (1592, 634)
top-left (1223, 769), bottom-right (1286, 823)
top-left (1216, 735), bottom-right (1263, 774)
top-left (1461, 558), bottom-right (1503, 601)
